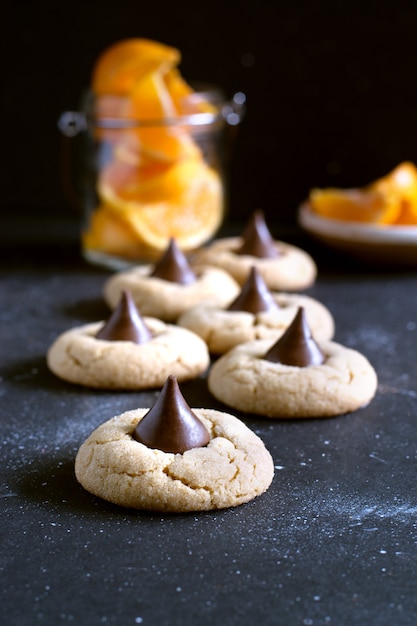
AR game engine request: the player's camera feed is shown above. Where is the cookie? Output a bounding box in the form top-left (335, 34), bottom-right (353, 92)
top-left (103, 238), bottom-right (240, 322)
top-left (47, 317), bottom-right (209, 389)
top-left (192, 210), bottom-right (317, 291)
top-left (178, 291), bottom-right (334, 355)
top-left (208, 308), bottom-right (377, 418)
top-left (75, 376), bottom-right (274, 512)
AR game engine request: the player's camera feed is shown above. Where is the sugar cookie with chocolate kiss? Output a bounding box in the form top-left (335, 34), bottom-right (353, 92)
top-left (208, 307), bottom-right (377, 418)
top-left (192, 210), bottom-right (317, 291)
top-left (103, 238), bottom-right (240, 322)
top-left (75, 375), bottom-right (274, 512)
top-left (47, 290), bottom-right (210, 389)
top-left (178, 267), bottom-right (334, 355)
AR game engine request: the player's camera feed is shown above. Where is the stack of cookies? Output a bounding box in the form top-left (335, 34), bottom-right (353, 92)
top-left (47, 210), bottom-right (378, 512)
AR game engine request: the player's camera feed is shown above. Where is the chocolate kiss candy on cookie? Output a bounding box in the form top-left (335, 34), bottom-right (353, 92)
top-left (96, 290), bottom-right (152, 343)
top-left (236, 210), bottom-right (280, 258)
top-left (149, 238), bottom-right (197, 285)
top-left (133, 375), bottom-right (210, 453)
top-left (227, 266), bottom-right (280, 314)
top-left (263, 307), bottom-right (325, 367)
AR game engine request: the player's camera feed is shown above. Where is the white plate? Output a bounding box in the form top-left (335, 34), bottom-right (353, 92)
top-left (298, 202), bottom-right (417, 265)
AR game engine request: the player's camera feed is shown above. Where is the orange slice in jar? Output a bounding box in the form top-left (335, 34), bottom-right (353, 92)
top-left (164, 68), bottom-right (218, 116)
top-left (98, 159), bottom-right (223, 251)
top-left (112, 132), bottom-right (143, 165)
top-left (98, 157), bottom-right (173, 206)
top-left (126, 69), bottom-right (176, 119)
top-left (164, 68), bottom-right (194, 111)
top-left (110, 131), bottom-right (186, 168)
top-left (82, 204), bottom-right (145, 258)
top-left (92, 38), bottom-right (180, 96)
top-left (119, 71), bottom-right (200, 162)
top-left (87, 37), bottom-right (224, 256)
top-left (92, 95), bottom-right (136, 143)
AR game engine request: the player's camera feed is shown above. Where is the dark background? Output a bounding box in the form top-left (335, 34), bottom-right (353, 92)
top-left (3, 0), bottom-right (417, 232)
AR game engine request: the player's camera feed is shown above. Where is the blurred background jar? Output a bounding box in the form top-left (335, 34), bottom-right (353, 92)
top-left (58, 87), bottom-right (245, 269)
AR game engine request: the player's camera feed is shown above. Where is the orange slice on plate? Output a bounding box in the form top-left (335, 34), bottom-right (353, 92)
top-left (308, 162), bottom-right (417, 226)
top-left (308, 187), bottom-right (401, 224)
top-left (371, 161), bottom-right (417, 225)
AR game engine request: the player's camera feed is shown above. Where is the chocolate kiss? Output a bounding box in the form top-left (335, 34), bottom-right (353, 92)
top-left (236, 210), bottom-right (279, 258)
top-left (227, 266), bottom-right (280, 314)
top-left (263, 307), bottom-right (325, 367)
top-left (149, 238), bottom-right (197, 284)
top-left (133, 375), bottom-right (210, 453)
top-left (96, 290), bottom-right (152, 343)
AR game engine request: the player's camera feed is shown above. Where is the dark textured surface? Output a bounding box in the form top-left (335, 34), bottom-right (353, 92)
top-left (2, 240), bottom-right (417, 626)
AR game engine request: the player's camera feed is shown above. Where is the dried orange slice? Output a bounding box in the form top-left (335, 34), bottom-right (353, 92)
top-left (98, 158), bottom-right (173, 205)
top-left (112, 133), bottom-right (143, 165)
top-left (92, 38), bottom-right (180, 96)
top-left (308, 162), bottom-right (417, 225)
top-left (120, 72), bottom-right (200, 162)
top-left (308, 187), bottom-right (401, 224)
top-left (164, 68), bottom-right (218, 116)
top-left (164, 68), bottom-right (194, 111)
top-left (371, 161), bottom-right (417, 197)
top-left (82, 205), bottom-right (144, 258)
top-left (125, 70), bottom-right (176, 119)
top-left (371, 161), bottom-right (417, 224)
top-left (99, 159), bottom-right (223, 251)
top-left (99, 156), bottom-right (220, 207)
top-left (111, 131), bottom-right (198, 167)
top-left (85, 38), bottom-right (225, 261)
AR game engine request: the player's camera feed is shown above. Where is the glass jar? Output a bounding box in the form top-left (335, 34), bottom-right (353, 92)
top-left (58, 87), bottom-right (245, 269)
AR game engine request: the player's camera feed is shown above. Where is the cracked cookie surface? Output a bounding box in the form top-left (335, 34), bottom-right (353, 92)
top-left (208, 339), bottom-right (378, 418)
top-left (47, 318), bottom-right (209, 389)
top-left (103, 264), bottom-right (240, 322)
top-left (75, 408), bottom-right (274, 511)
top-left (177, 292), bottom-right (335, 355)
top-left (192, 237), bottom-right (317, 291)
